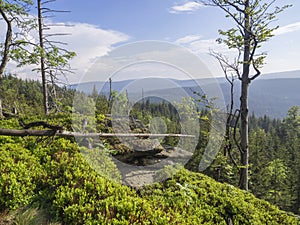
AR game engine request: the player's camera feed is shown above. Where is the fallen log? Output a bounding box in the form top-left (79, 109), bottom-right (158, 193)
top-left (18, 119), bottom-right (63, 130)
top-left (0, 128), bottom-right (195, 138)
top-left (0, 128), bottom-right (57, 137)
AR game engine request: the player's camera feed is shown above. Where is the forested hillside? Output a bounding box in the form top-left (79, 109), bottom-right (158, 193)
top-left (70, 74), bottom-right (300, 119)
top-left (1, 0), bottom-right (300, 224)
top-left (0, 76), bottom-right (299, 224)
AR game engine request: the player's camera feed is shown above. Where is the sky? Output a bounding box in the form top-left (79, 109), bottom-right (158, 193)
top-left (3, 0), bottom-right (300, 83)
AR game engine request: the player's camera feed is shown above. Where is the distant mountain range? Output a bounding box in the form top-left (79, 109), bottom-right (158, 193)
top-left (69, 70), bottom-right (300, 118)
top-left (222, 77), bottom-right (300, 118)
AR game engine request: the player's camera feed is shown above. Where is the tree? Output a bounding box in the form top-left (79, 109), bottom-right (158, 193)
top-left (209, 50), bottom-right (239, 171)
top-left (200, 0), bottom-right (290, 190)
top-left (35, 0), bottom-right (75, 114)
top-left (37, 0), bottom-right (48, 115)
top-left (0, 0), bottom-right (35, 117)
top-left (0, 0), bottom-right (75, 116)
top-left (0, 0), bottom-right (34, 79)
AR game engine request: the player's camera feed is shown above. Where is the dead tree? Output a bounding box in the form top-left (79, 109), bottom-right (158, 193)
top-left (210, 50), bottom-right (239, 169)
top-left (0, 100), bottom-right (2, 119)
top-left (36, 0), bottom-right (75, 114)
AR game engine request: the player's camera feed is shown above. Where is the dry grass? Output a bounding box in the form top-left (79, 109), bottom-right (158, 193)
top-left (0, 207), bottom-right (61, 225)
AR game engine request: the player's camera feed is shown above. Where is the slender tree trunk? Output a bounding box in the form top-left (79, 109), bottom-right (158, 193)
top-left (239, 0), bottom-right (250, 191)
top-left (0, 99), bottom-right (2, 119)
top-left (108, 77), bottom-right (112, 101)
top-left (239, 78), bottom-right (250, 190)
top-left (0, 5), bottom-right (13, 119)
top-left (108, 77), bottom-right (112, 110)
top-left (0, 5), bottom-right (12, 79)
top-left (224, 77), bottom-right (234, 156)
top-left (37, 0), bottom-right (49, 115)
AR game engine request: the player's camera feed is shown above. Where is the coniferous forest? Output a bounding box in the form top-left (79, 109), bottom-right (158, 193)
top-left (0, 75), bottom-right (299, 224)
top-left (1, 0), bottom-right (300, 224)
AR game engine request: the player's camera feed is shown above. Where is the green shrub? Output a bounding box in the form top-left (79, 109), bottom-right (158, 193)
top-left (45, 150), bottom-right (157, 224)
top-left (0, 116), bottom-right (299, 224)
top-left (141, 169), bottom-right (299, 225)
top-left (0, 144), bottom-right (43, 210)
top-left (80, 147), bottom-right (121, 183)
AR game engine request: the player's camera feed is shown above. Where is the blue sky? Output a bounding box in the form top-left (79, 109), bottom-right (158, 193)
top-left (51, 0), bottom-right (223, 40)
top-left (4, 0), bottom-right (300, 82)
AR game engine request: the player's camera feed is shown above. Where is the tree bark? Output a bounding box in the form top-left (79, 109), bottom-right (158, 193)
top-left (37, 0), bottom-right (49, 115)
top-left (239, 79), bottom-right (249, 190)
top-left (0, 5), bottom-right (12, 79)
top-left (0, 128), bottom-right (195, 138)
top-left (0, 99), bottom-right (2, 119)
top-left (108, 77), bottom-right (112, 109)
top-left (239, 0), bottom-right (250, 191)
top-left (0, 5), bottom-right (13, 119)
top-left (224, 76), bottom-right (234, 157)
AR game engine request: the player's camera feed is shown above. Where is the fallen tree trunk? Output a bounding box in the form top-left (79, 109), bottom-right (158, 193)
top-left (0, 128), bottom-right (57, 137)
top-left (0, 128), bottom-right (195, 138)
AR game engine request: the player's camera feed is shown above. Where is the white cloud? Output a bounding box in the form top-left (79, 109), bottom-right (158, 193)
top-left (175, 35), bottom-right (203, 44)
top-left (82, 40), bottom-right (220, 84)
top-left (2, 22), bottom-right (130, 83)
top-left (175, 34), bottom-right (230, 54)
top-left (52, 23), bottom-right (130, 82)
top-left (174, 34), bottom-right (239, 77)
top-left (274, 21), bottom-right (300, 36)
top-left (170, 1), bottom-right (203, 14)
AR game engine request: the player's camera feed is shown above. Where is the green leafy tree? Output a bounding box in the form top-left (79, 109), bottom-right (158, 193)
top-left (200, 0), bottom-right (291, 190)
top-left (0, 0), bottom-right (75, 115)
top-left (0, 0), bottom-right (35, 117)
top-left (0, 0), bottom-right (34, 78)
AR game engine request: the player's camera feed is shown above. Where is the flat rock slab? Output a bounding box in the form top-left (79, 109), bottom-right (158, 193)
top-left (112, 147), bottom-right (193, 188)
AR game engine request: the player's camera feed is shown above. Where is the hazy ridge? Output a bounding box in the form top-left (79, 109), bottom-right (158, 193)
top-left (69, 70), bottom-right (300, 118)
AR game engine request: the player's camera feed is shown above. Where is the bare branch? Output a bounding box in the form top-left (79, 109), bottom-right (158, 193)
top-left (249, 39), bottom-right (261, 81)
top-left (250, 61), bottom-right (261, 81)
top-left (44, 33), bottom-right (71, 38)
top-left (233, 109), bottom-right (242, 153)
top-left (199, 0), bottom-right (246, 30)
top-left (209, 50), bottom-right (240, 80)
top-left (199, 0), bottom-right (244, 12)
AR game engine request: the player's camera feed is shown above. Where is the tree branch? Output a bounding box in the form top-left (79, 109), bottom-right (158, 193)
top-left (249, 39), bottom-right (261, 81)
top-left (233, 109), bottom-right (243, 153)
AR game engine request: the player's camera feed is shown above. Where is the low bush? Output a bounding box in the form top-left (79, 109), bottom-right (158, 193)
top-left (0, 116), bottom-right (299, 224)
top-left (141, 169), bottom-right (299, 224)
top-left (0, 144), bottom-right (43, 211)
